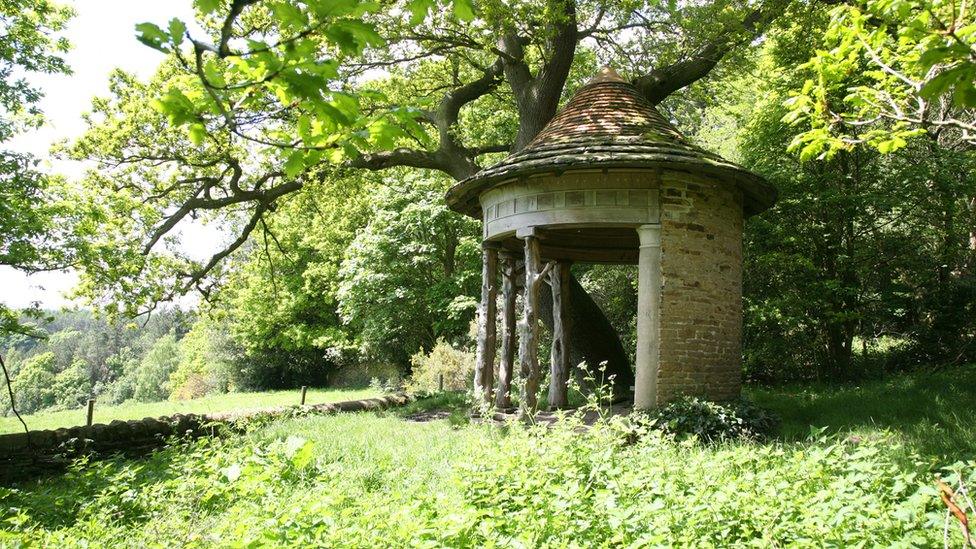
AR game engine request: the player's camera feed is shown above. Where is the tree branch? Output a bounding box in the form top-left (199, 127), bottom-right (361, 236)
top-left (142, 170), bottom-right (289, 255)
top-left (218, 0), bottom-right (262, 57)
top-left (176, 202), bottom-right (268, 296)
top-left (348, 59), bottom-right (506, 180)
top-left (346, 147), bottom-right (445, 171)
top-left (633, 0), bottom-right (783, 104)
top-left (468, 143), bottom-right (512, 155)
top-left (0, 354), bottom-right (30, 450)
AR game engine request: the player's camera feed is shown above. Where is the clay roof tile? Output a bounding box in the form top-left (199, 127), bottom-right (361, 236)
top-left (446, 68), bottom-right (777, 218)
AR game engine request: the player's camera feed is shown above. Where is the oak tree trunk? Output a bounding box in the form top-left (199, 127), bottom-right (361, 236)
top-left (519, 233), bottom-right (546, 413)
top-left (473, 244), bottom-right (498, 403)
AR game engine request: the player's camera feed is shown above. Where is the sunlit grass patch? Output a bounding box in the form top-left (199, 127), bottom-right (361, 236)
top-left (0, 387), bottom-right (380, 434)
top-left (750, 365), bottom-right (976, 460)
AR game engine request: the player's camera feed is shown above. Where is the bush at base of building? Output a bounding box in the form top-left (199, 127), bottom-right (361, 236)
top-left (639, 396), bottom-right (780, 442)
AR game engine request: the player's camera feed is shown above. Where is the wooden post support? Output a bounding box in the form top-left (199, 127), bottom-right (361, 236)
top-left (518, 228), bottom-right (551, 414)
top-left (300, 386), bottom-right (308, 405)
top-left (473, 242), bottom-right (500, 403)
top-left (86, 399), bottom-right (95, 427)
top-left (495, 252), bottom-right (519, 409)
top-left (548, 260), bottom-right (572, 410)
top-left (438, 373), bottom-right (444, 392)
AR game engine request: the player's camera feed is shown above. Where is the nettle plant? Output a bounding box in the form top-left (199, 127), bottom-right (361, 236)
top-left (638, 396), bottom-right (780, 442)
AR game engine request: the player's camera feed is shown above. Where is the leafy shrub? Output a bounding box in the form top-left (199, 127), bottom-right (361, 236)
top-left (231, 348), bottom-right (332, 391)
top-left (100, 368), bottom-right (137, 405)
top-left (457, 421), bottom-right (952, 547)
top-left (643, 396), bottom-right (779, 441)
top-left (336, 174), bottom-right (482, 366)
top-left (131, 334), bottom-right (181, 402)
top-left (97, 334), bottom-right (182, 405)
top-left (168, 373), bottom-right (217, 401)
top-left (328, 358), bottom-right (399, 388)
top-left (368, 374), bottom-right (404, 395)
top-left (406, 339), bottom-right (473, 393)
top-left (169, 315), bottom-right (236, 399)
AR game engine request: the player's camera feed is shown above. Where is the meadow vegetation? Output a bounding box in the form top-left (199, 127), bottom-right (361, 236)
top-left (2, 367), bottom-right (975, 547)
top-left (749, 366), bottom-right (976, 461)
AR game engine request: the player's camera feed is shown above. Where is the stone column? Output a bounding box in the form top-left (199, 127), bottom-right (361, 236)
top-left (634, 224), bottom-right (662, 410)
top-left (548, 260), bottom-right (572, 410)
top-left (473, 242), bottom-right (499, 403)
top-left (495, 251), bottom-right (518, 409)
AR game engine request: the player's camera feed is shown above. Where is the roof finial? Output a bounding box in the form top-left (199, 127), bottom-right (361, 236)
top-left (587, 66), bottom-right (626, 85)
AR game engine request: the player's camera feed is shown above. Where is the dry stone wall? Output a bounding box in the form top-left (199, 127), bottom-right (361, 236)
top-left (0, 394), bottom-right (412, 482)
top-left (657, 172), bottom-right (744, 403)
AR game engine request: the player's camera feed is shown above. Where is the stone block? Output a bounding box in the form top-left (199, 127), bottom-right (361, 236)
top-left (0, 432), bottom-right (29, 453)
top-left (107, 420), bottom-right (132, 439)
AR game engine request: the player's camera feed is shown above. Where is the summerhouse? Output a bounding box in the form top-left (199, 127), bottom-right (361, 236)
top-left (446, 67), bottom-right (777, 411)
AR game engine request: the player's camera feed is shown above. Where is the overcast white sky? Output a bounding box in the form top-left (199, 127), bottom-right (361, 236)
top-left (0, 0), bottom-right (222, 310)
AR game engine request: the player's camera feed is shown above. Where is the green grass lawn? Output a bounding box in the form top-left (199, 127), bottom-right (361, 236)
top-left (2, 368), bottom-right (974, 546)
top-left (0, 387), bottom-right (380, 434)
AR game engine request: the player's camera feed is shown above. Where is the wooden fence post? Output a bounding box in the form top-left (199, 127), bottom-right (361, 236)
top-left (86, 399), bottom-right (95, 427)
top-left (300, 386), bottom-right (308, 405)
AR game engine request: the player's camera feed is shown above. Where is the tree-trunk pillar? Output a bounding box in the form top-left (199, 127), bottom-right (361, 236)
top-left (495, 251), bottom-right (519, 409)
top-left (518, 228), bottom-right (546, 413)
top-left (634, 224), bottom-right (662, 410)
top-left (548, 260), bottom-right (572, 409)
top-left (474, 241), bottom-right (499, 403)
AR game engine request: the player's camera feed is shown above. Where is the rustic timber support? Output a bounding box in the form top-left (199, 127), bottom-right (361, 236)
top-left (634, 224), bottom-right (662, 409)
top-left (495, 251), bottom-right (519, 409)
top-left (548, 260), bottom-right (572, 409)
top-left (474, 241), bottom-right (500, 403)
top-left (518, 228), bottom-right (552, 413)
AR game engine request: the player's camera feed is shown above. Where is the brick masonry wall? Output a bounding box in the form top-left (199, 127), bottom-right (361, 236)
top-left (658, 172), bottom-right (744, 403)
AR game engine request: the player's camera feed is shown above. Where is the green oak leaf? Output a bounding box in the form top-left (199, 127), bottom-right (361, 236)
top-left (135, 22), bottom-right (170, 53)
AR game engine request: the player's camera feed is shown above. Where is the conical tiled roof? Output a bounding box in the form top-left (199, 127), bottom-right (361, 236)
top-left (446, 67), bottom-right (777, 218)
